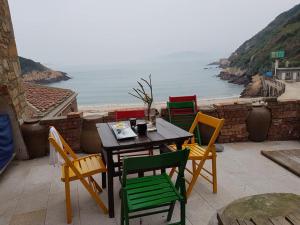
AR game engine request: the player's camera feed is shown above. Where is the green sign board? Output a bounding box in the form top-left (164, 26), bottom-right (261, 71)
top-left (271, 50), bottom-right (285, 59)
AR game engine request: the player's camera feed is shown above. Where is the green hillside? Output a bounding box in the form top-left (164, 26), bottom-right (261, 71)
top-left (229, 3), bottom-right (300, 76)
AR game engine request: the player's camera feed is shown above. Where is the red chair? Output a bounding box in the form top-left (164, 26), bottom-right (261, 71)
top-left (115, 109), bottom-right (145, 121)
top-left (114, 109), bottom-right (153, 179)
top-left (169, 95), bottom-right (198, 114)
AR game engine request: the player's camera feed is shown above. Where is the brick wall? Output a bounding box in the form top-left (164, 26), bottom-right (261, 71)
top-left (214, 102), bottom-right (251, 143)
top-left (267, 99), bottom-right (300, 140)
top-left (160, 99), bottom-right (300, 143)
top-left (40, 112), bottom-right (83, 151)
top-left (36, 99), bottom-right (299, 156)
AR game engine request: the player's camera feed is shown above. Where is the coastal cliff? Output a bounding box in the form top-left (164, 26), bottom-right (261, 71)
top-left (218, 67), bottom-right (248, 85)
top-left (19, 57), bottom-right (70, 84)
top-left (219, 3), bottom-right (300, 97)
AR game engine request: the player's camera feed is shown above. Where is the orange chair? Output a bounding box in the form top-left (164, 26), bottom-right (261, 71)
top-left (49, 127), bottom-right (108, 223)
top-left (169, 112), bottom-right (224, 197)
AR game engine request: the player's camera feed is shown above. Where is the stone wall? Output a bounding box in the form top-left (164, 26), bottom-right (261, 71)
top-left (0, 85), bottom-right (29, 159)
top-left (0, 0), bottom-right (28, 120)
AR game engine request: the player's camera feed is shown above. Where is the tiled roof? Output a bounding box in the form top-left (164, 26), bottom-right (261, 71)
top-left (24, 83), bottom-right (75, 114)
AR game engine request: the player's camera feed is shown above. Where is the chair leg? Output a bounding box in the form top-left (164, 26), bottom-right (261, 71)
top-left (118, 153), bottom-right (121, 178)
top-left (169, 167), bottom-right (176, 178)
top-left (124, 205), bottom-right (129, 225)
top-left (149, 148), bottom-right (156, 175)
top-left (120, 199), bottom-right (124, 225)
top-left (192, 160), bottom-right (196, 173)
top-left (65, 180), bottom-right (72, 224)
top-left (180, 199), bottom-right (186, 225)
top-left (186, 160), bottom-right (204, 198)
top-left (100, 152), bottom-right (107, 189)
top-left (64, 178), bottom-right (72, 224)
top-left (79, 177), bottom-right (108, 214)
top-left (212, 156), bottom-right (217, 193)
top-left (167, 201), bottom-right (176, 222)
top-left (89, 176), bottom-right (103, 193)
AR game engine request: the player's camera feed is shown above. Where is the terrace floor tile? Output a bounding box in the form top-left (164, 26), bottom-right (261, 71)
top-left (0, 141), bottom-right (299, 225)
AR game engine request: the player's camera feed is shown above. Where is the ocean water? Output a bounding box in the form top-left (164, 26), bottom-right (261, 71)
top-left (47, 59), bottom-right (243, 106)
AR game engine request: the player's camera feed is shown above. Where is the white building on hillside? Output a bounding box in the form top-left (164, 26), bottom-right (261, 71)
top-left (276, 67), bottom-right (300, 82)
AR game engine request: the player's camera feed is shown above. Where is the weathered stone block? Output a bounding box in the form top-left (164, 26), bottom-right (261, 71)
top-left (2, 58), bottom-right (9, 70)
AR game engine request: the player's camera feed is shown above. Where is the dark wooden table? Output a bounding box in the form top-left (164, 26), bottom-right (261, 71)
top-left (97, 118), bottom-right (193, 218)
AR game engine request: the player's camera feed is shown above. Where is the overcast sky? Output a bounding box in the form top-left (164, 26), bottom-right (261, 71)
top-left (9, 0), bottom-right (299, 67)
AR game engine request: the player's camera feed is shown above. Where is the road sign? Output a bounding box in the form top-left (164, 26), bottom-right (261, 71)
top-left (271, 51), bottom-right (285, 59)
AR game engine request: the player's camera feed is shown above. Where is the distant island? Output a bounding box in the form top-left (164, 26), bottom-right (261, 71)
top-left (217, 3), bottom-right (300, 97)
top-left (19, 57), bottom-right (70, 84)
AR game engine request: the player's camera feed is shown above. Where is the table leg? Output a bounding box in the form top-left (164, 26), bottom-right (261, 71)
top-left (104, 150), bottom-right (115, 218)
top-left (100, 151), bottom-right (106, 189)
top-left (159, 145), bottom-right (167, 174)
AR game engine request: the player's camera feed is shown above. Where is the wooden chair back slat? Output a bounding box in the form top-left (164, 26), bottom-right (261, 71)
top-left (167, 101), bottom-right (196, 116)
top-left (167, 101), bottom-right (201, 144)
top-left (122, 149), bottom-right (190, 185)
top-left (169, 95), bottom-right (198, 111)
top-left (115, 109), bottom-right (145, 121)
top-left (188, 112), bottom-right (224, 148)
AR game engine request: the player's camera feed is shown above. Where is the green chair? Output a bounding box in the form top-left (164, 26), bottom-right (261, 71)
top-left (167, 101), bottom-right (201, 145)
top-left (121, 149), bottom-right (190, 225)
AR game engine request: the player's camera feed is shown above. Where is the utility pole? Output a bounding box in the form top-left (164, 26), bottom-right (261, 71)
top-left (274, 60), bottom-right (279, 78)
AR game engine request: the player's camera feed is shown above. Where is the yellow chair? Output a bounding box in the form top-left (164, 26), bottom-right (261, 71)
top-left (169, 112), bottom-right (224, 198)
top-left (49, 126), bottom-right (108, 224)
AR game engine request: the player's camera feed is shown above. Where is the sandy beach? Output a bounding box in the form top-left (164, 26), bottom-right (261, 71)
top-left (78, 96), bottom-right (264, 116)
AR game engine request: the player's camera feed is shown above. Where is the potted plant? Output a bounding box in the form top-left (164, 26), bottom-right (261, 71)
top-left (128, 74), bottom-right (154, 122)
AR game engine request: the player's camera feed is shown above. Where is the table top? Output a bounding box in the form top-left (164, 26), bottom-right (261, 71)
top-left (97, 118), bottom-right (193, 151)
top-left (217, 193), bottom-right (300, 225)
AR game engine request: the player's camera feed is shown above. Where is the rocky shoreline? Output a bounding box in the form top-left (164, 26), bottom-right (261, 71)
top-left (217, 67), bottom-right (249, 85)
top-left (216, 66), bottom-right (264, 98)
top-left (22, 70), bottom-right (70, 84)
top-left (209, 59), bottom-right (260, 97)
top-left (19, 56), bottom-right (70, 84)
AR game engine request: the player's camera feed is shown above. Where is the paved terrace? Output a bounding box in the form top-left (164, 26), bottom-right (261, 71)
top-left (1, 141), bottom-right (300, 225)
